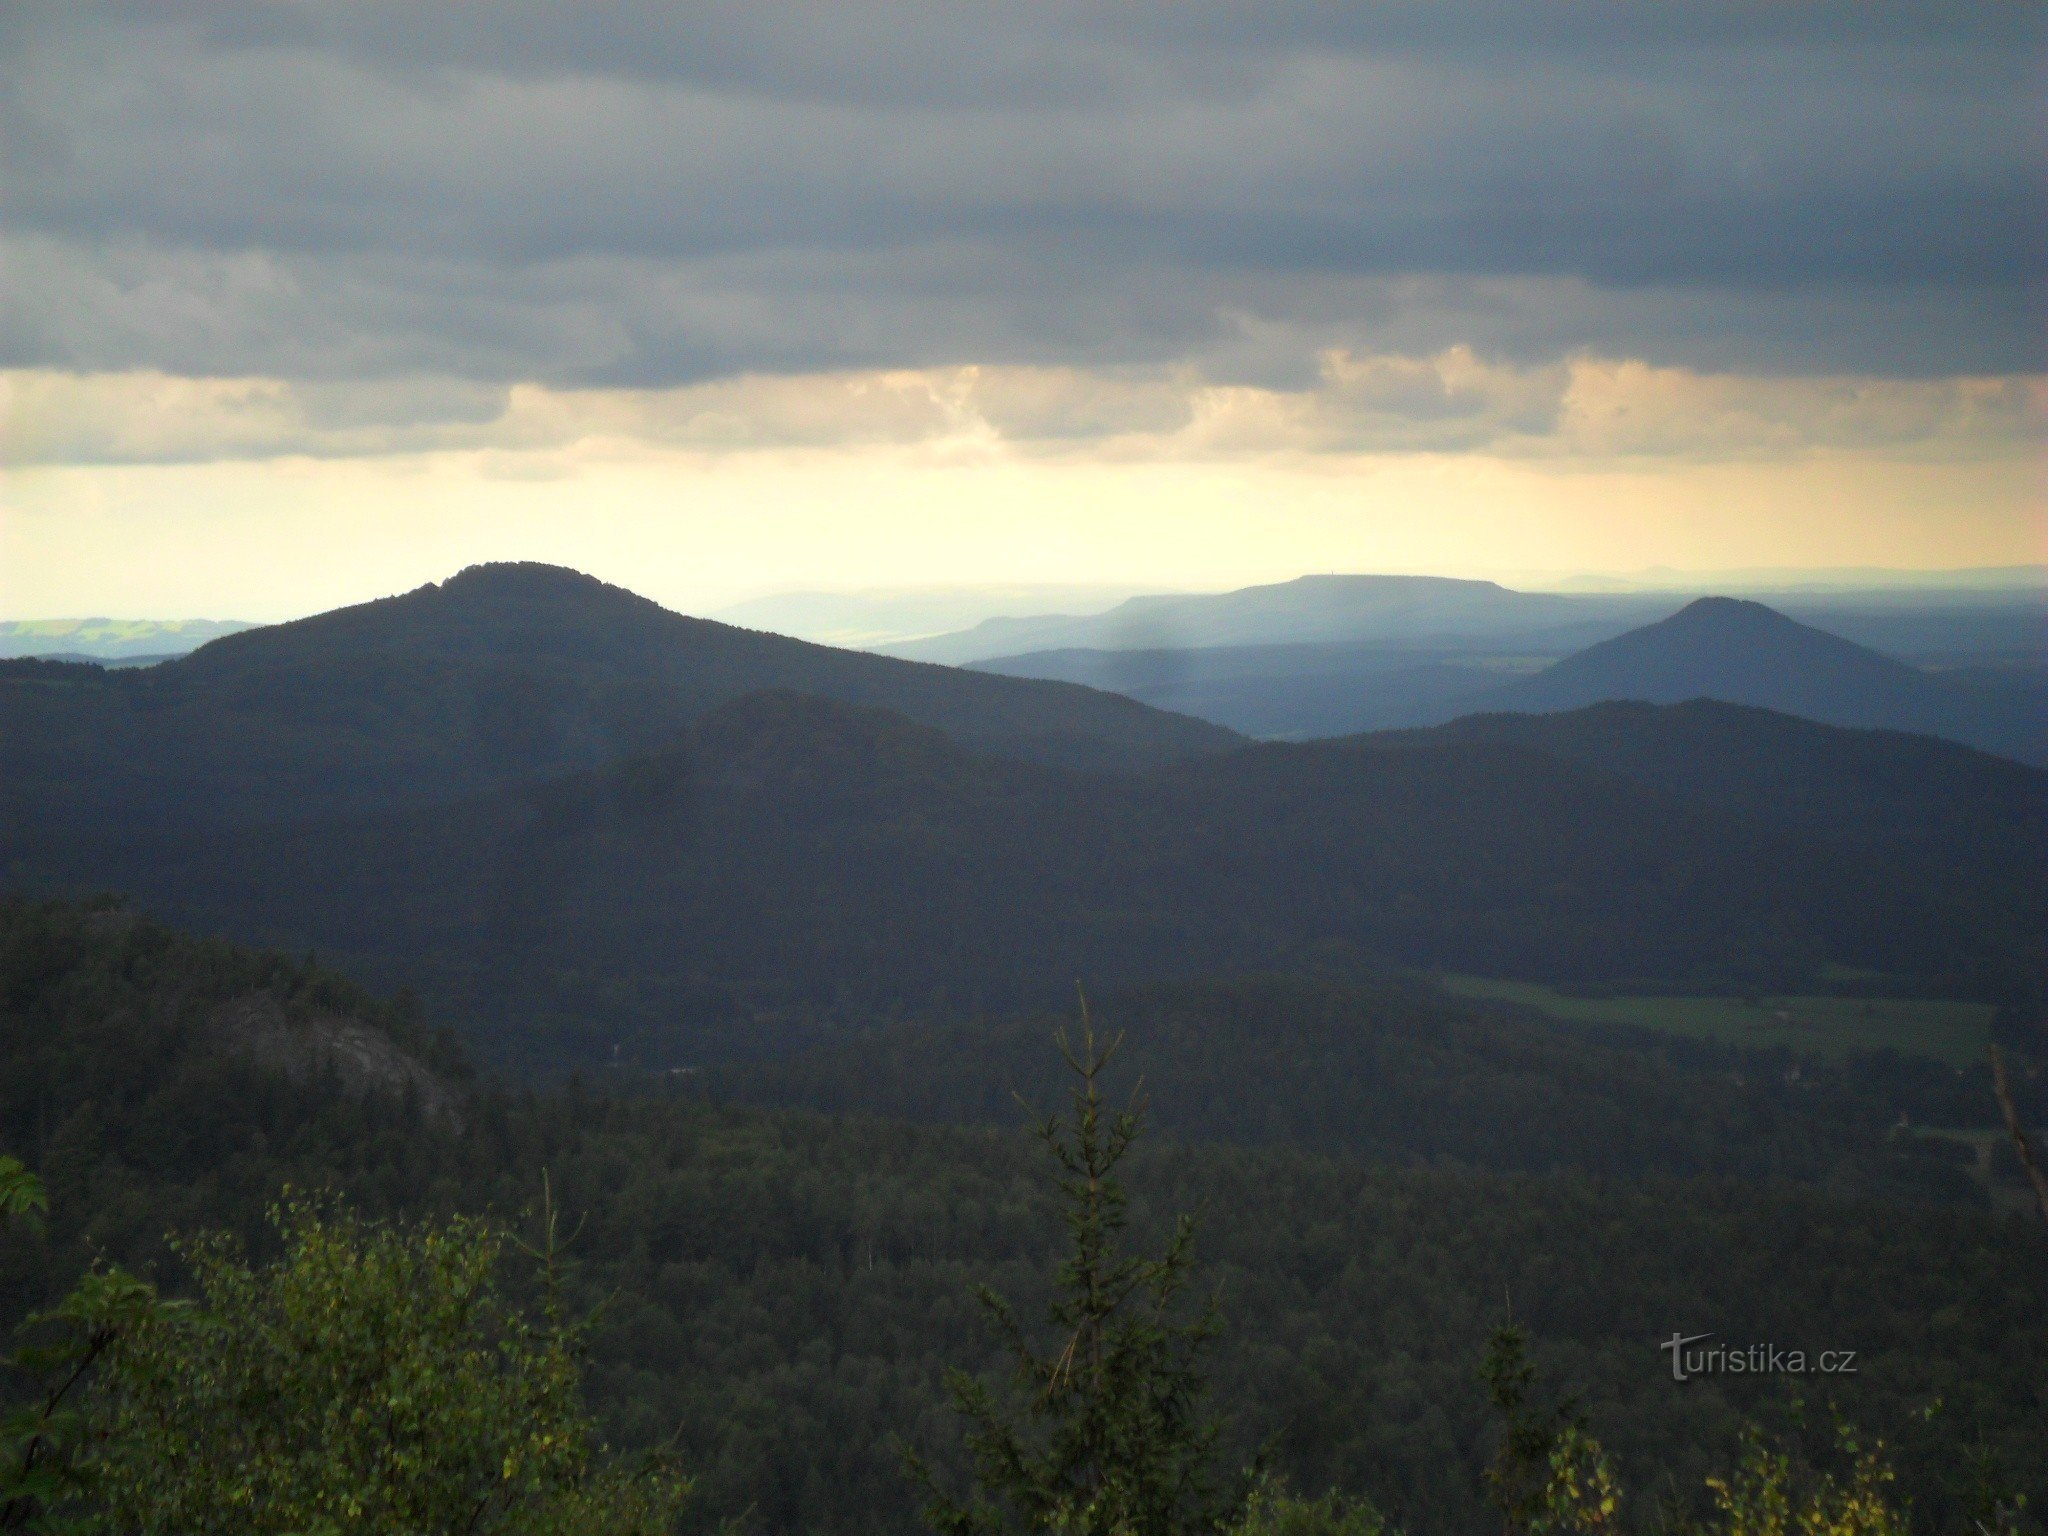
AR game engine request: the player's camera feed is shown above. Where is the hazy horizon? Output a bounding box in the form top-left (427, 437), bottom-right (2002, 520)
top-left (6, 560), bottom-right (2047, 630)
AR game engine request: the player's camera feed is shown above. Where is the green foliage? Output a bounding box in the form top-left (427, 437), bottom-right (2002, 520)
top-left (1232, 1482), bottom-right (1387, 1536)
top-left (1481, 1334), bottom-right (1930, 1536)
top-left (716, 974), bottom-right (2002, 1198)
top-left (0, 1163), bottom-right (43, 1230)
top-left (1700, 1420), bottom-right (1909, 1536)
top-left (78, 1199), bottom-right (687, 1535)
top-left (2, 1155), bottom-right (163, 1534)
top-left (1, 1268), bottom-right (162, 1532)
top-left (1481, 1324), bottom-right (1621, 1536)
top-left (4, 900), bottom-right (2045, 1536)
top-left (911, 1010), bottom-right (1246, 1536)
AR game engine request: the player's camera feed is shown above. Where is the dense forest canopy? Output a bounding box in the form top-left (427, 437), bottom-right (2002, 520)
top-left (2, 901), bottom-right (2044, 1535)
top-left (8, 684), bottom-right (2042, 1073)
top-left (1361, 700), bottom-right (2046, 870)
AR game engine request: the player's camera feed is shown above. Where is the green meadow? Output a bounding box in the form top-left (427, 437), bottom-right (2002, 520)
top-left (1439, 975), bottom-right (1995, 1067)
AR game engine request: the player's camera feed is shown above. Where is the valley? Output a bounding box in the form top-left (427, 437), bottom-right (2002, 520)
top-left (3, 563), bottom-right (2042, 1535)
top-left (1437, 976), bottom-right (1997, 1067)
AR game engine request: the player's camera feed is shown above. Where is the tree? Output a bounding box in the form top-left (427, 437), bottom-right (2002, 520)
top-left (1480, 1322), bottom-right (1620, 1536)
top-left (0, 1161), bottom-right (42, 1229)
top-left (1234, 1481), bottom-right (1387, 1536)
top-left (1483, 1323), bottom-right (1922, 1536)
top-left (1703, 1420), bottom-right (1908, 1536)
top-left (75, 1196), bottom-right (688, 1535)
top-left (2, 1154), bottom-right (162, 1533)
top-left (909, 1001), bottom-right (1249, 1536)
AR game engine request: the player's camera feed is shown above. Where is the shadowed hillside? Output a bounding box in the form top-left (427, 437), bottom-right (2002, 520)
top-left (0, 563), bottom-right (1239, 834)
top-left (1361, 698), bottom-right (2045, 863)
top-left (11, 691), bottom-right (2038, 1071)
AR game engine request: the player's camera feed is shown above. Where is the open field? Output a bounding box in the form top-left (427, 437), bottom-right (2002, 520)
top-left (1439, 976), bottom-right (1995, 1067)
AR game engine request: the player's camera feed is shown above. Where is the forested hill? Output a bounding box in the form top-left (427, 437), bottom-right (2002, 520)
top-left (12, 690), bottom-right (2038, 1071)
top-left (1355, 700), bottom-right (2046, 883)
top-left (0, 562), bottom-right (1239, 832)
top-left (3, 899), bottom-right (2044, 1536)
top-left (1481, 597), bottom-right (2047, 764)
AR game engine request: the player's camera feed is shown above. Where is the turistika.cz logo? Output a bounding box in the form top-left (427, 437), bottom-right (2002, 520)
top-left (1659, 1333), bottom-right (1858, 1382)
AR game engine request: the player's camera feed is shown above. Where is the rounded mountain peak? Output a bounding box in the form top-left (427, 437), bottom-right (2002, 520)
top-left (439, 562), bottom-right (618, 597)
top-left (1665, 595), bottom-right (1797, 627)
top-left (426, 563), bottom-right (668, 621)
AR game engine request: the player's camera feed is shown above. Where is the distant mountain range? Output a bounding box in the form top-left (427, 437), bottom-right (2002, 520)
top-left (1544, 563), bottom-right (2048, 594)
top-left (5, 563), bottom-right (2040, 1073)
top-left (976, 594), bottom-right (2047, 764)
top-left (32, 651), bottom-right (183, 669)
top-left (974, 641), bottom-right (1520, 739)
top-left (882, 570), bottom-right (2046, 667)
top-left (0, 617), bottom-right (256, 661)
top-left (884, 574), bottom-right (1673, 663)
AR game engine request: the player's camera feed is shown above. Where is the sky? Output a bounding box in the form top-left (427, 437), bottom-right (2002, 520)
top-left (1, 2), bottom-right (2042, 621)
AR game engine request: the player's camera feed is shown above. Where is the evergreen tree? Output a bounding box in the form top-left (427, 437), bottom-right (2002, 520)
top-left (910, 1001), bottom-right (1249, 1536)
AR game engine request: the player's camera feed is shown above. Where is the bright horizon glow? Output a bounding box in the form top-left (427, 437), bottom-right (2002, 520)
top-left (4, 434), bottom-right (2041, 623)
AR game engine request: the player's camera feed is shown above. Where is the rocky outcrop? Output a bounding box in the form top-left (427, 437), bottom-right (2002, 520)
top-left (209, 995), bottom-right (463, 1130)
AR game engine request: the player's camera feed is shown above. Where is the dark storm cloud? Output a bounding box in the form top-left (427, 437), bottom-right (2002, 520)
top-left (1, 2), bottom-right (2039, 388)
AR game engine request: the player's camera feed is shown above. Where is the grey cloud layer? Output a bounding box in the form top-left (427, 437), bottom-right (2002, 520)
top-left (10, 356), bottom-right (2035, 467)
top-left (2, 2), bottom-right (2040, 391)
